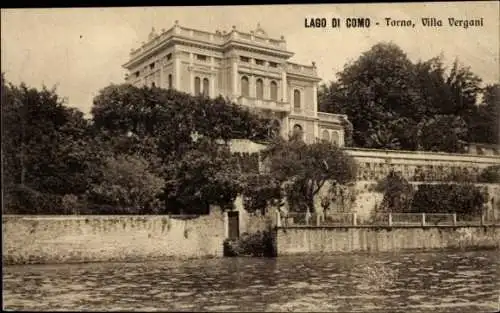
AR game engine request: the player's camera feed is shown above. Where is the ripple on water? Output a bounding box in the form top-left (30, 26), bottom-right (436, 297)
top-left (3, 250), bottom-right (498, 312)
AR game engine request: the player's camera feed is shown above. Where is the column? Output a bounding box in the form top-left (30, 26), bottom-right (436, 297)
top-left (174, 53), bottom-right (181, 90)
top-left (210, 57), bottom-right (216, 98)
top-left (232, 56), bottom-right (238, 98)
top-left (189, 53), bottom-right (194, 95)
top-left (159, 61), bottom-right (164, 89)
top-left (281, 71), bottom-right (287, 102)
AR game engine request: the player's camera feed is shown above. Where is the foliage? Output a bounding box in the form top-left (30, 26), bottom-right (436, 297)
top-left (91, 84), bottom-right (269, 160)
top-left (375, 171), bottom-right (414, 213)
top-left (318, 43), bottom-right (493, 151)
top-left (223, 230), bottom-right (276, 257)
top-left (477, 165), bottom-right (500, 184)
top-left (86, 154), bottom-right (165, 213)
top-left (163, 138), bottom-right (242, 214)
top-left (416, 115), bottom-right (468, 153)
top-left (241, 174), bottom-right (282, 214)
top-left (410, 183), bottom-right (487, 217)
top-left (262, 137), bottom-right (357, 213)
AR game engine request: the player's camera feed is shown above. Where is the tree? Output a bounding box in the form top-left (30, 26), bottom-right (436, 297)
top-left (410, 183), bottom-right (487, 218)
top-left (375, 170), bottom-right (414, 213)
top-left (468, 84), bottom-right (499, 144)
top-left (318, 43), bottom-right (486, 152)
top-left (416, 115), bottom-right (468, 153)
top-left (91, 84), bottom-right (269, 162)
top-left (262, 137), bottom-right (357, 213)
top-left (319, 42), bottom-right (418, 149)
top-left (86, 154), bottom-right (165, 213)
top-left (1, 75), bottom-right (92, 213)
top-left (163, 138), bottom-right (242, 214)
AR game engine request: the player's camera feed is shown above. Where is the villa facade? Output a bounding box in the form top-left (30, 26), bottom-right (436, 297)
top-left (123, 21), bottom-right (346, 145)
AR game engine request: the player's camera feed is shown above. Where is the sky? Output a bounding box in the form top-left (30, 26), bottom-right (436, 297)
top-left (1, 2), bottom-right (499, 116)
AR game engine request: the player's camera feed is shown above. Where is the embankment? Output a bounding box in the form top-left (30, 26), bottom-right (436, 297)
top-left (2, 209), bottom-right (225, 265)
top-left (276, 226), bottom-right (500, 255)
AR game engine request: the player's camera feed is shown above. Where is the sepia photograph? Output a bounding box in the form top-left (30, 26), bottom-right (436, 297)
top-left (1, 2), bottom-right (499, 312)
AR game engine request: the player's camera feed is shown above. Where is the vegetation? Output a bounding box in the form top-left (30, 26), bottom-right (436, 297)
top-left (319, 42), bottom-right (499, 151)
top-left (410, 183), bottom-right (487, 218)
top-left (261, 137), bottom-right (357, 213)
top-left (374, 171), bottom-right (414, 213)
top-left (375, 171), bottom-right (488, 218)
top-left (223, 230), bottom-right (276, 257)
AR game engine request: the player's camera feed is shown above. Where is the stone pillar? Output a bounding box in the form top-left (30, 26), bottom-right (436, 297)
top-left (421, 213), bottom-right (426, 226)
top-left (352, 212), bottom-right (357, 226)
top-left (281, 71), bottom-right (287, 102)
top-left (388, 213), bottom-right (393, 226)
top-left (210, 57), bottom-right (215, 98)
top-left (224, 211), bottom-right (229, 238)
top-left (189, 53), bottom-right (194, 95)
top-left (232, 57), bottom-right (238, 98)
top-left (174, 54), bottom-right (181, 90)
top-left (452, 213), bottom-right (457, 226)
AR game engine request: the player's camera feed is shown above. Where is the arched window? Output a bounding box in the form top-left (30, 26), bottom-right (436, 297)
top-left (168, 74), bottom-right (173, 89)
top-left (194, 77), bottom-right (201, 95)
top-left (331, 131), bottom-right (340, 146)
top-left (203, 78), bottom-right (210, 96)
top-left (241, 76), bottom-right (249, 97)
top-left (292, 124), bottom-right (303, 140)
top-left (293, 89), bottom-right (301, 109)
top-left (151, 81), bottom-right (156, 88)
top-left (270, 81), bottom-right (278, 101)
top-left (256, 78), bottom-right (264, 99)
top-left (322, 130), bottom-right (330, 142)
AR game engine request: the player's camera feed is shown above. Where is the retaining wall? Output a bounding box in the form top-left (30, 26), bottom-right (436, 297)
top-left (2, 208), bottom-right (225, 265)
top-left (276, 226), bottom-right (500, 255)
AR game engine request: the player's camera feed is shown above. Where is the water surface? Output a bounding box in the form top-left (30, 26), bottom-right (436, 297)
top-left (3, 250), bottom-right (499, 312)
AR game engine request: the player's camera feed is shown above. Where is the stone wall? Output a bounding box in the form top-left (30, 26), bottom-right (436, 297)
top-left (276, 226), bottom-right (500, 255)
top-left (3, 208), bottom-right (226, 265)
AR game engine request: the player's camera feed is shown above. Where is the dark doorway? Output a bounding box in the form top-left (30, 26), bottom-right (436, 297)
top-left (228, 211), bottom-right (240, 239)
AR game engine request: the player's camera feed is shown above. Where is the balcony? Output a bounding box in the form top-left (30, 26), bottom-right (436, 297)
top-left (318, 112), bottom-right (348, 125)
top-left (286, 62), bottom-right (318, 77)
top-left (237, 97), bottom-right (291, 113)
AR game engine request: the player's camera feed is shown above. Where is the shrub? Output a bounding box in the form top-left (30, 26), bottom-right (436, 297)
top-left (375, 170), bottom-right (414, 213)
top-left (223, 230), bottom-right (276, 257)
top-left (5, 184), bottom-right (63, 214)
top-left (410, 183), bottom-right (487, 217)
top-left (477, 165), bottom-right (500, 183)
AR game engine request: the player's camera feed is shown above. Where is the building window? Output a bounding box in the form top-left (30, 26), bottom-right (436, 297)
top-left (240, 56), bottom-right (250, 63)
top-left (196, 54), bottom-right (207, 61)
top-left (168, 74), bottom-right (173, 89)
top-left (167, 53), bottom-right (172, 61)
top-left (255, 59), bottom-right (265, 66)
top-left (270, 81), bottom-right (278, 101)
top-left (292, 124), bottom-right (303, 140)
top-left (135, 71), bottom-right (140, 78)
top-left (331, 131), bottom-right (340, 146)
top-left (322, 130), bottom-right (330, 141)
top-left (241, 76), bottom-right (249, 97)
top-left (151, 82), bottom-right (156, 88)
top-left (194, 76), bottom-right (201, 95)
top-left (150, 62), bottom-right (155, 70)
top-left (293, 89), bottom-right (301, 109)
top-left (256, 78), bottom-right (264, 99)
top-left (203, 78), bottom-right (210, 96)
top-left (269, 62), bottom-right (278, 68)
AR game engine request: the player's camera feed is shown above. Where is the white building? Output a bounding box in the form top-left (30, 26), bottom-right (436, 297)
top-left (123, 21), bottom-right (347, 145)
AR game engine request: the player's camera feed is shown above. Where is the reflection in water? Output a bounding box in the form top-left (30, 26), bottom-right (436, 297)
top-left (3, 250), bottom-right (499, 312)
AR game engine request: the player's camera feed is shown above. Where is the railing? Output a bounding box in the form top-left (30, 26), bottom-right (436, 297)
top-left (318, 112), bottom-right (348, 124)
top-left (286, 62), bottom-right (318, 77)
top-left (278, 212), bottom-right (498, 228)
top-left (237, 97), bottom-right (291, 112)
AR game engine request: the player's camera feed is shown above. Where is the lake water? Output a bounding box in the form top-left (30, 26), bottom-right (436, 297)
top-left (3, 250), bottom-right (499, 312)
